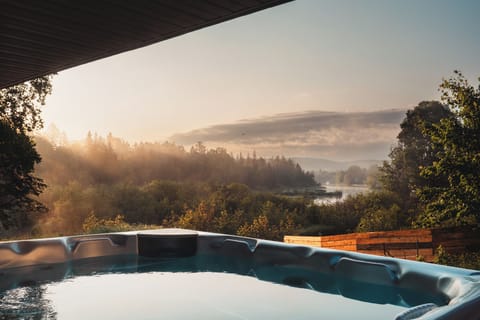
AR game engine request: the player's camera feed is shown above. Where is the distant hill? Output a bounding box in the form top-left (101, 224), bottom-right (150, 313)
top-left (292, 157), bottom-right (384, 172)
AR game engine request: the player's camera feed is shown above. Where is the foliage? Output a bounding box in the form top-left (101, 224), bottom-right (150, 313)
top-left (434, 245), bottom-right (480, 270)
top-left (0, 76), bottom-right (52, 232)
top-left (315, 170), bottom-right (336, 185)
top-left (309, 191), bottom-right (404, 234)
top-left (343, 165), bottom-right (366, 185)
top-left (166, 188), bottom-right (302, 241)
top-left (417, 72), bottom-right (480, 227)
top-left (347, 191), bottom-right (404, 232)
top-left (380, 101), bottom-right (453, 225)
top-left (31, 133), bottom-right (320, 238)
top-left (356, 204), bottom-right (401, 232)
top-left (35, 179), bottom-right (311, 241)
top-left (317, 165), bottom-right (379, 187)
top-left (81, 212), bottom-right (156, 235)
top-left (82, 213), bottom-right (132, 234)
top-left (365, 165), bottom-right (382, 189)
top-left (0, 76), bottom-right (52, 133)
top-left (35, 136), bottom-right (316, 190)
top-left (176, 201), bottom-right (215, 232)
top-left (0, 121), bottom-right (46, 230)
top-left (237, 215), bottom-right (276, 239)
top-left (236, 201), bottom-right (299, 240)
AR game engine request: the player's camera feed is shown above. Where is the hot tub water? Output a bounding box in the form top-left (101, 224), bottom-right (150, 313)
top-left (0, 254), bottom-right (444, 320)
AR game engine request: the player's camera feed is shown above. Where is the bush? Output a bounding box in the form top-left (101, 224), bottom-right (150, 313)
top-left (82, 213), bottom-right (134, 234)
top-left (434, 245), bottom-right (480, 270)
top-left (356, 204), bottom-right (401, 232)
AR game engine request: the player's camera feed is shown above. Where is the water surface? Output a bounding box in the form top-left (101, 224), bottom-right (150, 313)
top-left (0, 255), bottom-right (444, 319)
top-left (314, 185), bottom-right (370, 205)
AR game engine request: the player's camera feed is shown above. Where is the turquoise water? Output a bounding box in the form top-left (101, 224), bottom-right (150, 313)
top-left (0, 255), bottom-right (444, 319)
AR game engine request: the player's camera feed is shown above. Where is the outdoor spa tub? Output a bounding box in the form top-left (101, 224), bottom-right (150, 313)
top-left (0, 229), bottom-right (479, 319)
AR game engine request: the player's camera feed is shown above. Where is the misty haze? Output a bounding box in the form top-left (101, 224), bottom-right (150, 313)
top-left (168, 109), bottom-right (406, 162)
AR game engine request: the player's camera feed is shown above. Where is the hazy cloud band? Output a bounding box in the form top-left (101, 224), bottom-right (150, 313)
top-left (169, 109), bottom-right (406, 161)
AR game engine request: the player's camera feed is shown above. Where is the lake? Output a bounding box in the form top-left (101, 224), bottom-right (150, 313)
top-left (314, 185), bottom-right (370, 205)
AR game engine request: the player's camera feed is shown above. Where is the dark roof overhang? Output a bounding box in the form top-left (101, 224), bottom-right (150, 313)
top-left (0, 0), bottom-right (291, 89)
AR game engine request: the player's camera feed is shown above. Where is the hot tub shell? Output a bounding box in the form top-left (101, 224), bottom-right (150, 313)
top-left (1, 229), bottom-right (479, 319)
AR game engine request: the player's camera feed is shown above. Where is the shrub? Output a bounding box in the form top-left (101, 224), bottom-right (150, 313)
top-left (82, 212), bottom-right (133, 234)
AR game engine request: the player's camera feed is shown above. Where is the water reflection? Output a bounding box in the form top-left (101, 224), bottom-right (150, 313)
top-left (314, 185), bottom-right (370, 205)
top-left (0, 286), bottom-right (56, 319)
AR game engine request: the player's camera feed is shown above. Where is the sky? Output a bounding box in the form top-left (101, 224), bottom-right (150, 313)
top-left (42, 0), bottom-right (480, 161)
top-left (170, 109), bottom-right (406, 160)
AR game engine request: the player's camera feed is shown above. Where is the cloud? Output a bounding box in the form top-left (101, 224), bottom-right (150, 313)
top-left (169, 109), bottom-right (406, 161)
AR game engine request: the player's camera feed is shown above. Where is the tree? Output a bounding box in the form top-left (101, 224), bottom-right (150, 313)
top-left (0, 76), bottom-right (52, 231)
top-left (0, 77), bottom-right (52, 133)
top-left (0, 121), bottom-right (46, 230)
top-left (366, 165), bottom-right (381, 189)
top-left (380, 100), bottom-right (453, 222)
top-left (417, 72), bottom-right (480, 227)
top-left (356, 204), bottom-right (401, 232)
top-left (343, 165), bottom-right (366, 185)
top-left (237, 214), bottom-right (276, 239)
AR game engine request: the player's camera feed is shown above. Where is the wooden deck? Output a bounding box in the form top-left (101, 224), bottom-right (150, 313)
top-left (284, 227), bottom-right (480, 262)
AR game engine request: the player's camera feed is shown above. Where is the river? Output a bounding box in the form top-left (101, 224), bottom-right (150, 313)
top-left (314, 185), bottom-right (370, 205)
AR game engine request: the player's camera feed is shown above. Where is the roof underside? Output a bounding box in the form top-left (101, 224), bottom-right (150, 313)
top-left (0, 0), bottom-right (291, 89)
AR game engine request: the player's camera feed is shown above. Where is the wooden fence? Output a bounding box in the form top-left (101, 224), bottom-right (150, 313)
top-left (284, 227), bottom-right (480, 262)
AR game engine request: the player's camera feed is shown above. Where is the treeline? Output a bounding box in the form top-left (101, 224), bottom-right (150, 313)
top-left (35, 135), bottom-right (316, 191)
top-left (316, 165), bottom-right (381, 188)
top-left (28, 135), bottom-right (318, 237)
top-left (32, 132), bottom-right (398, 238)
top-left (32, 133), bottom-right (395, 239)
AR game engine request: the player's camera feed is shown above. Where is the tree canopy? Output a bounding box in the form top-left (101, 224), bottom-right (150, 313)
top-left (0, 76), bottom-right (52, 231)
top-left (380, 100), bottom-right (453, 223)
top-left (35, 136), bottom-right (316, 190)
top-left (417, 72), bottom-right (480, 227)
top-left (380, 72), bottom-right (480, 228)
top-left (0, 77), bottom-right (52, 133)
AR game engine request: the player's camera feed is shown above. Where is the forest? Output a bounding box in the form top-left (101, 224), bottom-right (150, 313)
top-left (35, 134), bottom-right (316, 190)
top-left (32, 135), bottom-right (317, 237)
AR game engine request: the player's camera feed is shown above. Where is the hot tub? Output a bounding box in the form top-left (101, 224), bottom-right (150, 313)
top-left (0, 229), bottom-right (479, 319)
